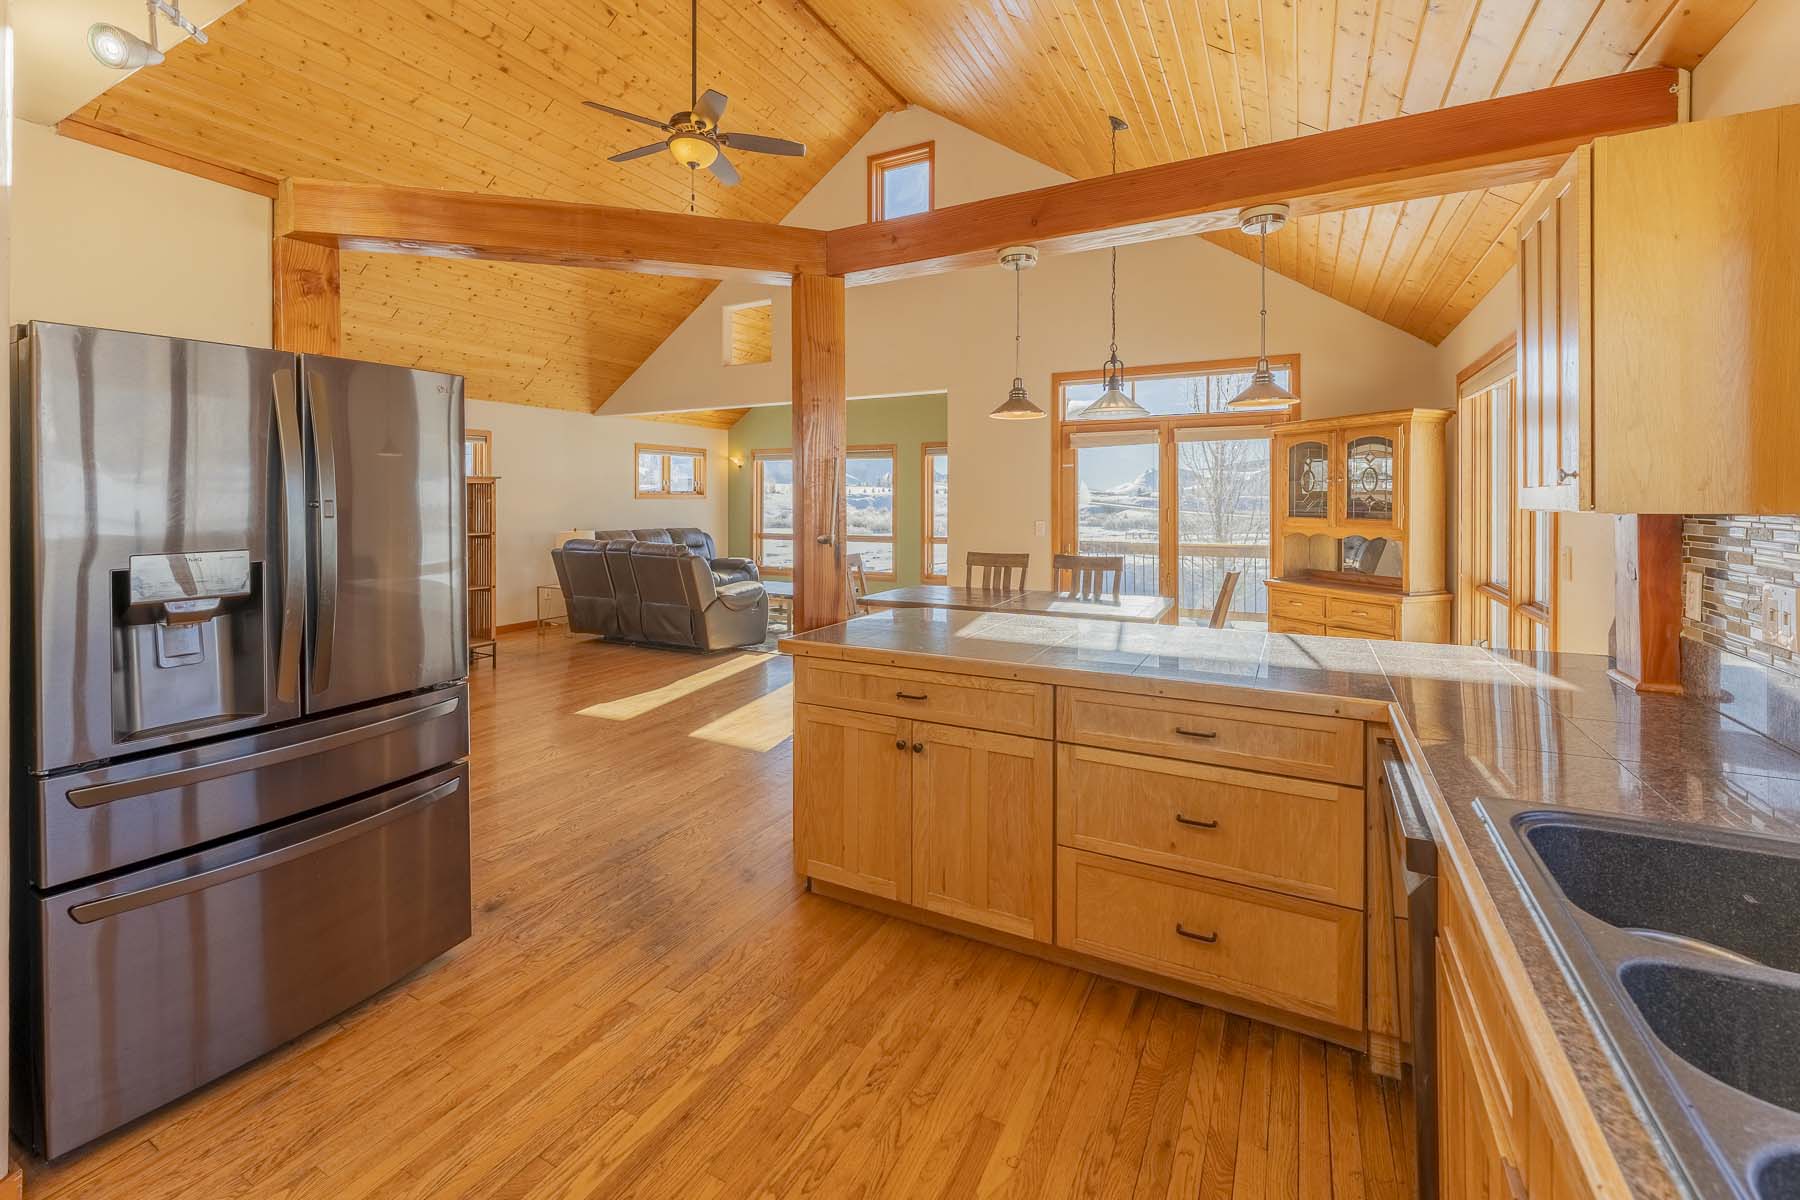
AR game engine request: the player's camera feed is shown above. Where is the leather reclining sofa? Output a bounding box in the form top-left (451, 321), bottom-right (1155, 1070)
top-left (552, 527), bottom-right (769, 651)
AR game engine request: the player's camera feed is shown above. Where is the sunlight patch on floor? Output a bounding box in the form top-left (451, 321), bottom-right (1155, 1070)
top-left (575, 652), bottom-right (769, 720)
top-left (688, 682), bottom-right (794, 752)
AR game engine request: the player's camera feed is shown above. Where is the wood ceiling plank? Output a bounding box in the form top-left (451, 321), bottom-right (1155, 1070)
top-left (1327, 205), bottom-right (1370, 302)
top-left (1262, 0), bottom-right (1302, 142)
top-left (1398, 0), bottom-right (1480, 113)
top-left (1326, 0), bottom-right (1379, 129)
top-left (1389, 186), bottom-right (1513, 333)
top-left (1419, 223), bottom-right (1516, 342)
top-left (1361, 196), bottom-right (1439, 317)
top-left (1225, 0), bottom-right (1273, 149)
top-left (1373, 190), bottom-right (1468, 325)
top-left (1496, 0), bottom-right (1602, 96)
top-left (1440, 0), bottom-right (1539, 108)
top-left (1629, 0), bottom-right (1758, 71)
top-left (1347, 201), bottom-right (1402, 311)
top-left (1294, 0), bottom-right (1338, 133)
top-left (1360, 0), bottom-right (1428, 124)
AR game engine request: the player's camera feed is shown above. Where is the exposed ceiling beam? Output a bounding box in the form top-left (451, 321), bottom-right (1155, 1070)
top-left (276, 179), bottom-right (830, 287)
top-left (824, 69), bottom-right (1684, 285)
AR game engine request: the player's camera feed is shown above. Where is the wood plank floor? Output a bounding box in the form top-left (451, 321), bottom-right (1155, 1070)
top-left (23, 631), bottom-right (1415, 1199)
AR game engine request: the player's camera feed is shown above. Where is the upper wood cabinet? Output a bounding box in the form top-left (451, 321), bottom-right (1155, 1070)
top-left (1517, 104), bottom-right (1800, 513)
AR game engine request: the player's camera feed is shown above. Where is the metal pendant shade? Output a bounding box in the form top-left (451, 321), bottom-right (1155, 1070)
top-left (990, 246), bottom-right (1046, 420)
top-left (1079, 117), bottom-right (1150, 420)
top-left (1227, 203), bottom-right (1299, 411)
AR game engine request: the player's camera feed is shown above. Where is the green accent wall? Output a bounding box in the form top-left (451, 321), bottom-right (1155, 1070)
top-left (728, 394), bottom-right (949, 586)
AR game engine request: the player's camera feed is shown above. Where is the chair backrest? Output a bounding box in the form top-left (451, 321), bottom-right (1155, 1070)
top-left (965, 551), bottom-right (1030, 592)
top-left (844, 553), bottom-right (871, 612)
top-left (1052, 553), bottom-right (1123, 601)
top-left (1208, 570), bottom-right (1242, 629)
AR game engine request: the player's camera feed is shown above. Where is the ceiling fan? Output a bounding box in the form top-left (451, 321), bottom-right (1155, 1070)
top-left (583, 0), bottom-right (806, 188)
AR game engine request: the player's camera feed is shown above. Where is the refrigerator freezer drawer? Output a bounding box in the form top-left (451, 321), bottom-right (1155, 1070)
top-left (21, 763), bottom-right (472, 1159)
top-left (28, 685), bottom-right (468, 889)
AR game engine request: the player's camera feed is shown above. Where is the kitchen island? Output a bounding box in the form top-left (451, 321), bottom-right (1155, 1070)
top-left (782, 609), bottom-right (1800, 1200)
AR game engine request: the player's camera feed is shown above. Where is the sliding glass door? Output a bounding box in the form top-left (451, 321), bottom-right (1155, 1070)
top-left (1070, 432), bottom-right (1162, 596)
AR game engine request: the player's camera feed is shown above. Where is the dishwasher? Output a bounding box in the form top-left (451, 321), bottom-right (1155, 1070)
top-left (1378, 736), bottom-right (1440, 1200)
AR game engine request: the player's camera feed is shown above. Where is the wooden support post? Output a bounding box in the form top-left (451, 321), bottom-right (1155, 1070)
top-left (1609, 515), bottom-right (1684, 694)
top-left (271, 236), bottom-right (341, 354)
top-left (791, 274), bottom-right (848, 633)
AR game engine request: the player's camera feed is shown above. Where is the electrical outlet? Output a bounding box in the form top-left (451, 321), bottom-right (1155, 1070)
top-left (1034, 520), bottom-right (1046, 537)
top-left (1683, 569), bottom-right (1703, 622)
top-left (1763, 584), bottom-right (1800, 651)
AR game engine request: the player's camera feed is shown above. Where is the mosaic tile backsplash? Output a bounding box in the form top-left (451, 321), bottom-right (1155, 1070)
top-left (1682, 515), bottom-right (1800, 753)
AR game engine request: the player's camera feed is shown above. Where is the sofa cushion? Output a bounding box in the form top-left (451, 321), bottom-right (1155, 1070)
top-left (630, 528), bottom-right (675, 545)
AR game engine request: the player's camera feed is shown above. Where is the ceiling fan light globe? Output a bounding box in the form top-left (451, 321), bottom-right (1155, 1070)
top-left (667, 133), bottom-right (719, 170)
top-left (88, 22), bottom-right (162, 69)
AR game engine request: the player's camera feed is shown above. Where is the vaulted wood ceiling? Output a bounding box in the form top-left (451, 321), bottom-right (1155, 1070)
top-left (72, 0), bottom-right (1753, 407)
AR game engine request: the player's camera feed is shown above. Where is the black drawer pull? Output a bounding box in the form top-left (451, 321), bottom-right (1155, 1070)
top-left (1174, 814), bottom-right (1219, 830)
top-left (911, 742), bottom-right (924, 753)
top-left (895, 739), bottom-right (907, 750)
top-left (1174, 727), bottom-right (1218, 740)
top-left (895, 691), bottom-right (929, 701)
top-left (1175, 923), bottom-right (1218, 944)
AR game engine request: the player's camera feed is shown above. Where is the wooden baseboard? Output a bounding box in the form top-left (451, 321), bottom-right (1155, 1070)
top-left (811, 878), bottom-right (1367, 1052)
top-left (497, 619), bottom-right (540, 634)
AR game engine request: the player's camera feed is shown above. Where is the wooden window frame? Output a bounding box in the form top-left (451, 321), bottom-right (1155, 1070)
top-left (1455, 337), bottom-right (1558, 651)
top-left (464, 427), bottom-right (492, 477)
top-left (751, 448), bottom-right (795, 577)
top-left (844, 443), bottom-right (899, 582)
top-left (1050, 355), bottom-right (1300, 609)
top-left (867, 142), bottom-right (935, 222)
top-left (921, 442), bottom-right (948, 583)
top-left (634, 443), bottom-right (707, 499)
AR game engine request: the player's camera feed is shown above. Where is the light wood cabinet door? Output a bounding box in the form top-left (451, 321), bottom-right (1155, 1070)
top-left (910, 721), bottom-right (1054, 941)
top-left (793, 703), bottom-right (912, 903)
top-left (1438, 950), bottom-right (1526, 1199)
top-left (1340, 422), bottom-right (1405, 533)
top-left (1516, 148), bottom-right (1591, 512)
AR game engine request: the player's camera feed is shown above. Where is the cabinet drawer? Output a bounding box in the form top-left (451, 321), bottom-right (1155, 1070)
top-left (1269, 617), bottom-right (1328, 636)
top-left (1056, 745), bottom-right (1364, 907)
top-left (795, 658), bottom-right (1052, 738)
top-left (1056, 849), bottom-right (1364, 1028)
top-left (1270, 590), bottom-right (1328, 622)
top-left (1327, 596), bottom-right (1399, 637)
top-left (1057, 687), bottom-right (1363, 784)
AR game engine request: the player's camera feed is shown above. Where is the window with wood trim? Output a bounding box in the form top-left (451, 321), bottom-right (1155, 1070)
top-left (634, 444), bottom-right (706, 499)
top-left (1458, 348), bottom-right (1556, 651)
top-left (922, 443), bottom-right (948, 582)
top-left (845, 445), bottom-right (898, 578)
top-left (867, 142), bottom-right (933, 221)
top-left (752, 450), bottom-right (794, 574)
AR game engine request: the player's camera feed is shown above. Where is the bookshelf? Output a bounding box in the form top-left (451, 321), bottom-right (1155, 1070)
top-left (465, 428), bottom-right (498, 664)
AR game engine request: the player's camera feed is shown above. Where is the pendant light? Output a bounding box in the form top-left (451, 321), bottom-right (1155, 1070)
top-left (1226, 203), bottom-right (1299, 410)
top-left (990, 246), bottom-right (1046, 420)
top-left (1079, 116), bottom-right (1150, 420)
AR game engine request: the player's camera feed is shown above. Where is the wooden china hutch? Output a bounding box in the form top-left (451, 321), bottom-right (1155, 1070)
top-left (1265, 408), bottom-right (1451, 642)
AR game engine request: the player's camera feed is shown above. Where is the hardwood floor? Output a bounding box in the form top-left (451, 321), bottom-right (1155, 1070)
top-left (23, 631), bottom-right (1415, 1199)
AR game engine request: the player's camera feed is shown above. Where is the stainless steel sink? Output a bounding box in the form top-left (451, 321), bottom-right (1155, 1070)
top-left (1481, 800), bottom-right (1800, 1200)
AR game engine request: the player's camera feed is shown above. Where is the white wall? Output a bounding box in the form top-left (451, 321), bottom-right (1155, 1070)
top-left (10, 118), bottom-right (271, 344)
top-left (608, 108), bottom-right (1443, 586)
top-left (1692, 0), bottom-right (1800, 119)
top-left (467, 399), bottom-right (728, 626)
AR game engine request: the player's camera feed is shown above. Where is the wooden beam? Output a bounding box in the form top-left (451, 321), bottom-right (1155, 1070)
top-left (791, 274), bottom-right (849, 633)
top-left (1609, 515), bottom-right (1684, 695)
top-left (277, 179), bottom-right (829, 287)
top-left (272, 238), bottom-right (342, 355)
top-left (56, 117), bottom-right (280, 199)
top-left (826, 69), bottom-right (1684, 285)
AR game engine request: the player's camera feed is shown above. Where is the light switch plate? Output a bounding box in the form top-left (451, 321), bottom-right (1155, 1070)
top-left (1763, 584), bottom-right (1800, 651)
top-left (1034, 520), bottom-right (1047, 537)
top-left (1683, 569), bottom-right (1703, 622)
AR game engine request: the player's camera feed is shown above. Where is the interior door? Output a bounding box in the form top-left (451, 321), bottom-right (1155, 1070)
top-left (909, 721), bottom-right (1053, 941)
top-left (793, 704), bottom-right (912, 901)
top-left (301, 354), bottom-right (465, 713)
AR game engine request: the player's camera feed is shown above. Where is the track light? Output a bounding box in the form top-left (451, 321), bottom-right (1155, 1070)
top-left (88, 1), bottom-right (207, 71)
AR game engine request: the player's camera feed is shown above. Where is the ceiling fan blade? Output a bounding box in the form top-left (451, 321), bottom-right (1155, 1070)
top-left (719, 131), bottom-right (806, 157)
top-left (609, 141), bottom-right (669, 163)
top-left (583, 100), bottom-right (670, 131)
top-left (707, 150), bottom-right (741, 187)
top-left (695, 89), bottom-right (728, 126)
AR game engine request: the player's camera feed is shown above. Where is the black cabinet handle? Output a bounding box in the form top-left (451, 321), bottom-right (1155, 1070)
top-left (912, 742), bottom-right (924, 753)
top-left (1175, 923), bottom-right (1218, 944)
top-left (1174, 727), bottom-right (1219, 740)
top-left (895, 691), bottom-right (928, 701)
top-left (1174, 814), bottom-right (1219, 830)
top-left (895, 739), bottom-right (906, 750)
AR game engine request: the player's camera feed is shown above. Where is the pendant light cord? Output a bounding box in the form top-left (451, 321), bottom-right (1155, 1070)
top-left (1258, 222), bottom-right (1269, 360)
top-left (691, 0), bottom-right (699, 109)
top-left (1108, 126), bottom-right (1118, 362)
top-left (1014, 261), bottom-right (1023, 378)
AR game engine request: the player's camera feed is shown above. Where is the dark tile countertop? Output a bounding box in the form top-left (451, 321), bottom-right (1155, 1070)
top-left (784, 611), bottom-right (1800, 1197)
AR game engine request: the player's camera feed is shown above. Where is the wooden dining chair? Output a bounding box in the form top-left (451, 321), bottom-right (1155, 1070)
top-left (1207, 570), bottom-right (1241, 629)
top-left (844, 552), bottom-right (871, 614)
top-left (1052, 553), bottom-right (1124, 601)
top-left (965, 552), bottom-right (1030, 592)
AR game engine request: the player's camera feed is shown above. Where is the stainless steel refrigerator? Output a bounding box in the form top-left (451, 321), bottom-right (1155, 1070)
top-left (10, 322), bottom-right (474, 1158)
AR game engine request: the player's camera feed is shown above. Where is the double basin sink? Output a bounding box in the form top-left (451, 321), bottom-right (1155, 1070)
top-left (1481, 799), bottom-right (1800, 1199)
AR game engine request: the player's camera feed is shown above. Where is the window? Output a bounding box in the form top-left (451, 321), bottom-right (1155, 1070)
top-left (724, 300), bottom-right (773, 366)
top-left (634, 444), bottom-right (707, 499)
top-left (463, 428), bottom-right (492, 477)
top-left (846, 445), bottom-right (897, 578)
top-left (922, 443), bottom-right (948, 582)
top-left (752, 450), bottom-right (794, 573)
top-left (1052, 358), bottom-right (1297, 624)
top-left (1458, 340), bottom-right (1555, 651)
top-left (867, 142), bottom-right (933, 221)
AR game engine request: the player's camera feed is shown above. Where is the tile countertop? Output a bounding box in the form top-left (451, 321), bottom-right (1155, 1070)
top-left (782, 610), bottom-right (1800, 1199)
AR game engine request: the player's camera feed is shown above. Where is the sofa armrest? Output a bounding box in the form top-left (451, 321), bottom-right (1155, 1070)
top-left (710, 556), bottom-right (761, 583)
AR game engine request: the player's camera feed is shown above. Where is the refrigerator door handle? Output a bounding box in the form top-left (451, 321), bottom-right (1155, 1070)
top-left (64, 695), bottom-right (462, 809)
top-left (308, 368), bottom-right (340, 692)
top-left (67, 777), bottom-right (461, 924)
top-left (273, 368), bottom-right (306, 704)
